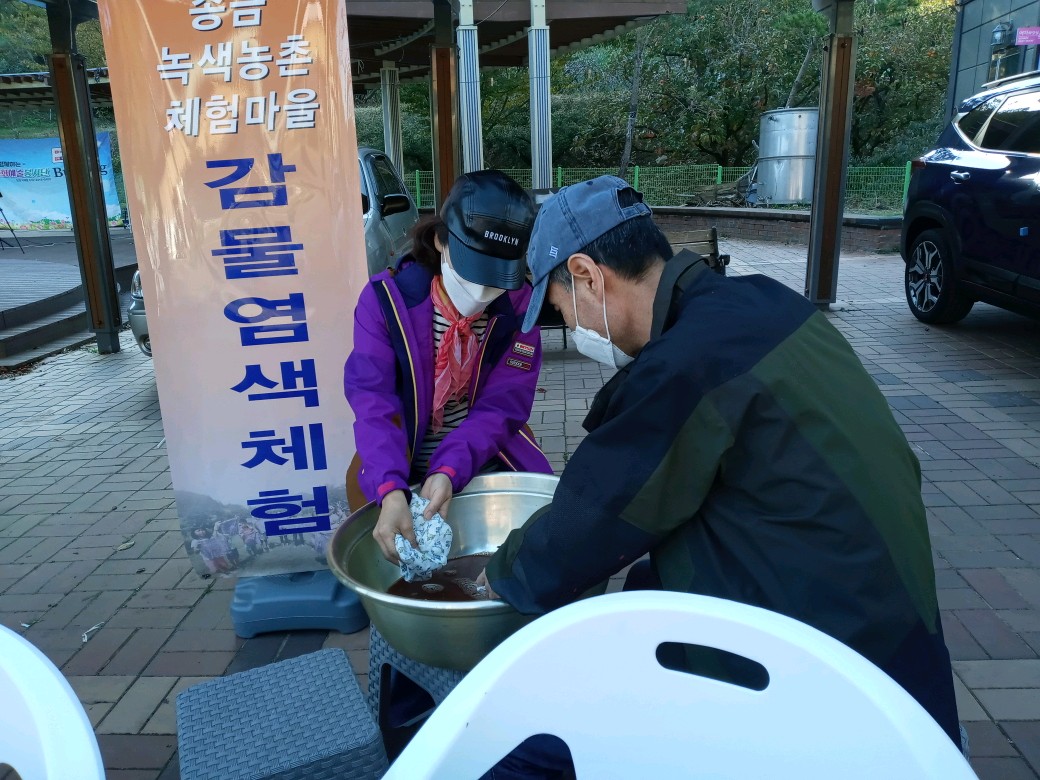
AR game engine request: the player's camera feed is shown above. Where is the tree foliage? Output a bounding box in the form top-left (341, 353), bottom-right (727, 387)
top-left (851, 0), bottom-right (954, 164)
top-left (0, 0), bottom-right (51, 73)
top-left (0, 1), bottom-right (111, 139)
top-left (0, 0), bottom-right (106, 72)
top-left (635, 0), bottom-right (827, 167)
top-left (547, 0), bottom-right (953, 168)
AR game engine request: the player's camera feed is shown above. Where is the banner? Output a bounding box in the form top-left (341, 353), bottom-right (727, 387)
top-left (98, 0), bottom-right (368, 578)
top-left (0, 134), bottom-right (122, 229)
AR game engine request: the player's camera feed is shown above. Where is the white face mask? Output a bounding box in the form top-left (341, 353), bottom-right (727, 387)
top-left (570, 268), bottom-right (634, 369)
top-left (441, 259), bottom-right (504, 317)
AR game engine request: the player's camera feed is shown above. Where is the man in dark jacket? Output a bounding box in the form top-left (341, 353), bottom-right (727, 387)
top-left (479, 176), bottom-right (961, 774)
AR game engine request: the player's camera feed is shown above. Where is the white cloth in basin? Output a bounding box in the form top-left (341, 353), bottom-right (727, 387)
top-left (396, 495), bottom-right (453, 582)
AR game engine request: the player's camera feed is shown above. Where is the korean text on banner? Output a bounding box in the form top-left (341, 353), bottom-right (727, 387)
top-left (98, 0), bottom-right (368, 578)
top-left (0, 134), bottom-right (121, 230)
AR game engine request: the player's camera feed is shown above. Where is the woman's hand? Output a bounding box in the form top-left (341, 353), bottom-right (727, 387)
top-left (420, 473), bottom-right (453, 520)
top-left (372, 490), bottom-right (416, 564)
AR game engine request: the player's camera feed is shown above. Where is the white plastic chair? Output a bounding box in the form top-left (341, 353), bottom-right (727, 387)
top-left (0, 625), bottom-right (105, 780)
top-left (386, 591), bottom-right (977, 779)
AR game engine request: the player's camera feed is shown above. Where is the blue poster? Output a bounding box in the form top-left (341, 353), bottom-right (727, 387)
top-left (0, 133), bottom-right (122, 230)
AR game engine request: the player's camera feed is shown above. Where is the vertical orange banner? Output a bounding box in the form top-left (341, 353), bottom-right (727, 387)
top-left (98, 0), bottom-right (366, 577)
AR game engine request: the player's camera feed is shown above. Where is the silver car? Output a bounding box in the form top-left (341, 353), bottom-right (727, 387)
top-left (128, 147), bottom-right (419, 356)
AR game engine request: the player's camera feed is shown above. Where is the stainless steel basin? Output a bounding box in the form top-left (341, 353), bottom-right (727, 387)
top-left (327, 472), bottom-right (559, 671)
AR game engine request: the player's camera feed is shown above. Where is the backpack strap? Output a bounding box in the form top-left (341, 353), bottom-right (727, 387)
top-left (650, 249), bottom-right (710, 340)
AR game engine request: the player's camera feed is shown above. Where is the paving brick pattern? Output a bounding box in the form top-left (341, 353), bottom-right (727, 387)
top-left (2, 240), bottom-right (1040, 777)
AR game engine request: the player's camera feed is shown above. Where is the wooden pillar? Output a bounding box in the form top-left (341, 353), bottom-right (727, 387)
top-left (47, 3), bottom-right (121, 353)
top-left (430, 0), bottom-right (460, 207)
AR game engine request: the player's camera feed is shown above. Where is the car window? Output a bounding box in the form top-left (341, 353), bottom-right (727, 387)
top-left (979, 90), bottom-right (1040, 154)
top-left (957, 96), bottom-right (1003, 144)
top-left (370, 156), bottom-right (404, 200)
top-left (358, 160), bottom-right (371, 214)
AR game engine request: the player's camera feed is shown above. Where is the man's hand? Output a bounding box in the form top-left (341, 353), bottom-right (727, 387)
top-left (420, 472), bottom-right (453, 520)
top-left (372, 490), bottom-right (415, 564)
top-left (475, 570), bottom-right (499, 600)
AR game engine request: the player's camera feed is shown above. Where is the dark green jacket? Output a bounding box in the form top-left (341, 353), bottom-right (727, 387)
top-left (487, 251), bottom-right (960, 744)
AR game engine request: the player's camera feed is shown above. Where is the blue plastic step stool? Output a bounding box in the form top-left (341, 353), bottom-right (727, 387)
top-left (230, 570), bottom-right (369, 638)
top-left (177, 648), bottom-right (387, 780)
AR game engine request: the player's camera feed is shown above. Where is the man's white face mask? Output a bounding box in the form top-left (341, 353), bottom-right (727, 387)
top-left (441, 258), bottom-right (504, 317)
top-left (570, 266), bottom-right (634, 369)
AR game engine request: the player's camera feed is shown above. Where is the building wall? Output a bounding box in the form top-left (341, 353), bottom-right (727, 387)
top-left (952, 0), bottom-right (1040, 112)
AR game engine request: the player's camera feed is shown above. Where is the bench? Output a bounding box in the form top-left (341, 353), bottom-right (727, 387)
top-left (666, 226), bottom-right (730, 274)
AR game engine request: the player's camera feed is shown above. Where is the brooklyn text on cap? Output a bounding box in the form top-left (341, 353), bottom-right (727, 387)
top-left (520, 175), bottom-right (652, 333)
top-left (440, 170), bottom-right (536, 291)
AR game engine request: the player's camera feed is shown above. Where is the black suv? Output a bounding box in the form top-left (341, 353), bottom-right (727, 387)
top-left (902, 71), bottom-right (1040, 323)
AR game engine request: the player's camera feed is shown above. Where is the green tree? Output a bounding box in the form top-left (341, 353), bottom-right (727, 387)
top-left (0, 0), bottom-right (107, 72)
top-left (553, 44), bottom-right (634, 167)
top-left (549, 0), bottom-right (953, 169)
top-left (851, 0), bottom-right (954, 164)
top-left (76, 19), bottom-right (108, 70)
top-left (0, 0), bottom-right (51, 73)
top-left (637, 0), bottom-right (827, 167)
top-left (481, 68), bottom-right (532, 169)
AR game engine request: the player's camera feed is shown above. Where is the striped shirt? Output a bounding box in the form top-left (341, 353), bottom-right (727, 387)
top-left (412, 308), bottom-right (488, 477)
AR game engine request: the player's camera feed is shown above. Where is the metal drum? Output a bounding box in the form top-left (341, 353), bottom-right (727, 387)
top-left (756, 108), bottom-right (819, 204)
top-left (327, 472), bottom-right (559, 671)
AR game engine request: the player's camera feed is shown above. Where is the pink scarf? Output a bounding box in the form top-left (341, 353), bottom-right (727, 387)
top-left (430, 276), bottom-right (482, 433)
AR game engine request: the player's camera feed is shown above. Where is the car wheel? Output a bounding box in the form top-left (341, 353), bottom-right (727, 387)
top-left (904, 228), bottom-right (974, 324)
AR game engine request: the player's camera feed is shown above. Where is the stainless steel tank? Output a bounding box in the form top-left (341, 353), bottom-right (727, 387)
top-left (756, 108), bottom-right (818, 205)
top-left (327, 473), bottom-right (558, 671)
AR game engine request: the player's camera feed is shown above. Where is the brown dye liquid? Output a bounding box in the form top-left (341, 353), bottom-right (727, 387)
top-left (387, 552), bottom-right (493, 602)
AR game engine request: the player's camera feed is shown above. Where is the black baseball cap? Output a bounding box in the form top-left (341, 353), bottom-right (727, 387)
top-left (440, 170), bottom-right (536, 291)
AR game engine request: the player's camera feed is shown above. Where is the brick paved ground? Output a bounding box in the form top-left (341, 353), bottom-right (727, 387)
top-left (2, 239), bottom-right (1039, 778)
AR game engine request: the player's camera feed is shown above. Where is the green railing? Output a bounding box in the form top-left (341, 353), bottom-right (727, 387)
top-left (843, 166), bottom-right (909, 212)
top-left (409, 164), bottom-right (911, 213)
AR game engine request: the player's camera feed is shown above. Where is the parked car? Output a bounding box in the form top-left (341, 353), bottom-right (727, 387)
top-left (128, 147), bottom-right (418, 356)
top-left (902, 70), bottom-right (1040, 324)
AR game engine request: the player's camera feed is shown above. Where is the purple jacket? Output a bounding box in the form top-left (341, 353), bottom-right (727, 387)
top-left (344, 258), bottom-right (552, 504)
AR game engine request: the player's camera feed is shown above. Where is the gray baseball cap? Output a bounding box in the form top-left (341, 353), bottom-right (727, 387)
top-left (521, 175), bottom-right (652, 333)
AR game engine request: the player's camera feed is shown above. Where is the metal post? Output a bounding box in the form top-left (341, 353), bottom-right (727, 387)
top-left (633, 165), bottom-right (640, 190)
top-left (380, 61), bottom-right (405, 175)
top-left (414, 170), bottom-right (422, 209)
top-left (529, 0), bottom-right (553, 190)
top-left (457, 0), bottom-right (484, 173)
top-left (805, 0), bottom-right (856, 308)
top-left (47, 4), bottom-right (121, 353)
top-left (430, 0), bottom-right (460, 207)
top-left (903, 160), bottom-right (912, 202)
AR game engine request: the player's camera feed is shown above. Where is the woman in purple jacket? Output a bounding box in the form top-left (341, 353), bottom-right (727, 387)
top-left (344, 171), bottom-right (553, 563)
